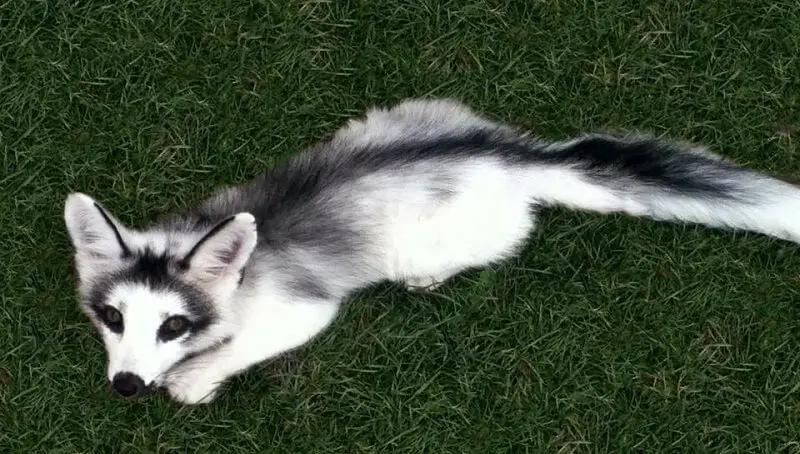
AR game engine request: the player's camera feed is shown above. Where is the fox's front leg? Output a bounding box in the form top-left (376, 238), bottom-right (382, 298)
top-left (163, 299), bottom-right (342, 405)
top-left (162, 340), bottom-right (253, 405)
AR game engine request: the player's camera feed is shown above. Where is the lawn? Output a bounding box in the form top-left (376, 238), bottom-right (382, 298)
top-left (2, 0), bottom-right (800, 452)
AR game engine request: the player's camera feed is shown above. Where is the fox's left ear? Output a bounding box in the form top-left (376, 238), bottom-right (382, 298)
top-left (180, 213), bottom-right (258, 285)
top-left (64, 193), bottom-right (133, 281)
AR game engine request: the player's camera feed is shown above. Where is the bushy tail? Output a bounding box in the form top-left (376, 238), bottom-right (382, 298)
top-left (522, 134), bottom-right (800, 244)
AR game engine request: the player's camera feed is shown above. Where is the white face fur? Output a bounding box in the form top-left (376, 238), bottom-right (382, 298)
top-left (64, 193), bottom-right (258, 396)
top-left (95, 284), bottom-right (198, 386)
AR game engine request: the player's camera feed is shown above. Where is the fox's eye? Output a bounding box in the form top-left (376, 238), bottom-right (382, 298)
top-left (167, 317), bottom-right (185, 332)
top-left (99, 306), bottom-right (123, 333)
top-left (105, 308), bottom-right (121, 323)
top-left (158, 316), bottom-right (191, 341)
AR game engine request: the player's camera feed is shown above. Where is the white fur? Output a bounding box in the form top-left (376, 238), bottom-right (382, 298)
top-left (103, 284), bottom-right (189, 384)
top-left (163, 292), bottom-right (340, 404)
top-left (381, 160), bottom-right (534, 284)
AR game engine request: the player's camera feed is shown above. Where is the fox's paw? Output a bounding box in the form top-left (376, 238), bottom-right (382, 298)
top-left (163, 368), bottom-right (223, 405)
top-left (405, 276), bottom-right (446, 292)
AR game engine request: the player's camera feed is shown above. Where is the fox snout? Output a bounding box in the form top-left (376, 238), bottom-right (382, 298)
top-left (110, 372), bottom-right (155, 398)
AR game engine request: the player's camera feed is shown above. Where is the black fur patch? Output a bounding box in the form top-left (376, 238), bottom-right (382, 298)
top-left (535, 135), bottom-right (748, 197)
top-left (357, 131), bottom-right (748, 198)
top-left (129, 248), bottom-right (172, 283)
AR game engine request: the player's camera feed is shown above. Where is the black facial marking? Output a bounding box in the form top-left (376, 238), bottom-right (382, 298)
top-left (93, 202), bottom-right (132, 257)
top-left (128, 249), bottom-right (218, 331)
top-left (85, 248), bottom-right (219, 338)
top-left (131, 247), bottom-right (171, 280)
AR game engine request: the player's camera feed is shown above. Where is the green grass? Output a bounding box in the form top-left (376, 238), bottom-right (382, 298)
top-left (2, 0), bottom-right (800, 451)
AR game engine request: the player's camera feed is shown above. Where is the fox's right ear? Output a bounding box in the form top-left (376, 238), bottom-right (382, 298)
top-left (64, 193), bottom-right (133, 281)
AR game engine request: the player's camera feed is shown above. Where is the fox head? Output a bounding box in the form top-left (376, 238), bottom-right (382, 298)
top-left (63, 193), bottom-right (257, 398)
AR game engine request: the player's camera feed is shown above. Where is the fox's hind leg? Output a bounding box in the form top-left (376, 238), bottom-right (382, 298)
top-left (388, 169), bottom-right (537, 294)
top-left (404, 270), bottom-right (461, 292)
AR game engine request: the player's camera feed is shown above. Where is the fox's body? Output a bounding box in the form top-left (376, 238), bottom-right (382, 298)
top-left (65, 99), bottom-right (800, 404)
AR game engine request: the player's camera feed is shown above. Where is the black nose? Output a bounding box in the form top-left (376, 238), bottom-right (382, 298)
top-left (111, 372), bottom-right (146, 397)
